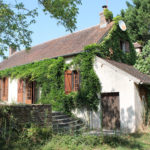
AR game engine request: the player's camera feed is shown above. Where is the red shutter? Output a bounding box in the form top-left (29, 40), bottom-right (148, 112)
top-left (0, 79), bottom-right (1, 100)
top-left (65, 70), bottom-right (72, 94)
top-left (3, 78), bottom-right (8, 101)
top-left (18, 79), bottom-right (24, 103)
top-left (125, 41), bottom-right (130, 53)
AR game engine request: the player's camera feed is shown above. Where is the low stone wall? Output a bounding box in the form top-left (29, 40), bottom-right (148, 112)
top-left (7, 104), bottom-right (52, 126)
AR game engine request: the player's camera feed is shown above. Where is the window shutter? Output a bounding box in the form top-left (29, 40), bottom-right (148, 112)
top-left (18, 79), bottom-right (24, 103)
top-left (65, 70), bottom-right (72, 94)
top-left (3, 78), bottom-right (8, 101)
top-left (125, 41), bottom-right (130, 53)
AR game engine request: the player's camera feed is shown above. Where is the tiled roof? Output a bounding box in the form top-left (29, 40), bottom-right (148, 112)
top-left (133, 42), bottom-right (143, 48)
top-left (0, 22), bottom-right (114, 71)
top-left (101, 58), bottom-right (150, 84)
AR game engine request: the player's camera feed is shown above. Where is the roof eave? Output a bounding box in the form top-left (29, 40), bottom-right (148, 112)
top-left (96, 56), bottom-right (141, 84)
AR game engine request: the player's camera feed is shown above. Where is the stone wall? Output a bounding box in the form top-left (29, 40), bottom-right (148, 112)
top-left (7, 104), bottom-right (52, 126)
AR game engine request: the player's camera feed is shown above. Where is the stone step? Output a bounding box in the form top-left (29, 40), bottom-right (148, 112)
top-left (53, 120), bottom-right (78, 128)
top-left (52, 111), bottom-right (66, 116)
top-left (53, 124), bottom-right (84, 133)
top-left (52, 115), bottom-right (70, 120)
top-left (53, 117), bottom-right (75, 124)
top-left (52, 111), bottom-right (88, 134)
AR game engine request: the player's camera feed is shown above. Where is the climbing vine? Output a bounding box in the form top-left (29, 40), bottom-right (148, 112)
top-left (0, 15), bottom-right (137, 112)
top-left (104, 8), bottom-right (113, 21)
top-left (99, 15), bottom-right (136, 65)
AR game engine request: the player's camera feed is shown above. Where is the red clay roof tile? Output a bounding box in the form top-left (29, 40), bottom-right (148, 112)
top-left (0, 22), bottom-right (113, 71)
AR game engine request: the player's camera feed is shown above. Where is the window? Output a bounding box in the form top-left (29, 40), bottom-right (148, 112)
top-left (120, 40), bottom-right (130, 53)
top-left (64, 70), bottom-right (81, 94)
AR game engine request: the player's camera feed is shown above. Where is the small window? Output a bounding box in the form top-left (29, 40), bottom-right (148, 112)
top-left (64, 70), bottom-right (81, 94)
top-left (120, 40), bottom-right (130, 53)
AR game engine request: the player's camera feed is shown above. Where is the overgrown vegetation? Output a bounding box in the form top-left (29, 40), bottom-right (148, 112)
top-left (120, 0), bottom-right (150, 45)
top-left (134, 41), bottom-right (150, 108)
top-left (0, 104), bottom-right (52, 150)
top-left (0, 103), bottom-right (150, 150)
top-left (104, 8), bottom-right (113, 21)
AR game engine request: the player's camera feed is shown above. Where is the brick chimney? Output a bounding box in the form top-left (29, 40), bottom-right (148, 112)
top-left (100, 5), bottom-right (108, 28)
top-left (9, 46), bottom-right (16, 56)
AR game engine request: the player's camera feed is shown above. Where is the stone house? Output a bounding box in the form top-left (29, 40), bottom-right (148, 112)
top-left (0, 6), bottom-right (150, 133)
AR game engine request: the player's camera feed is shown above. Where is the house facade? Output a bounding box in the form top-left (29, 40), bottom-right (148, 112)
top-left (0, 6), bottom-right (149, 133)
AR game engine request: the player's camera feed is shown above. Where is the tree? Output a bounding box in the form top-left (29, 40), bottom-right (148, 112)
top-left (134, 41), bottom-right (150, 75)
top-left (121, 0), bottom-right (150, 45)
top-left (0, 0), bottom-right (82, 59)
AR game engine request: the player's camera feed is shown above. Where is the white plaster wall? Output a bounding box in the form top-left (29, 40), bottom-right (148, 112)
top-left (8, 78), bottom-right (18, 104)
top-left (65, 57), bottom-right (73, 64)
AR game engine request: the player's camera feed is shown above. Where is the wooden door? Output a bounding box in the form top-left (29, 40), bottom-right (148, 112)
top-left (25, 79), bottom-right (33, 104)
top-left (18, 79), bottom-right (24, 103)
top-left (65, 70), bottom-right (72, 94)
top-left (2, 78), bottom-right (8, 101)
top-left (101, 93), bottom-right (120, 130)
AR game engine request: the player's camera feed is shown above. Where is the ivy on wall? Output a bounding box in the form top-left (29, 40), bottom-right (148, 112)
top-left (98, 16), bottom-right (136, 65)
top-left (0, 15), bottom-right (137, 112)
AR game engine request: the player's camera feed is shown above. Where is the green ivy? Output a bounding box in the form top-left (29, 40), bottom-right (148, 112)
top-left (104, 8), bottom-right (113, 21)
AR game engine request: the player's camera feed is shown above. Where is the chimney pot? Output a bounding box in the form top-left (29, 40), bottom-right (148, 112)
top-left (9, 46), bottom-right (16, 56)
top-left (102, 5), bottom-right (108, 9)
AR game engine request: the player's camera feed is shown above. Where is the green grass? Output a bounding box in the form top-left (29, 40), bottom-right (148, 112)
top-left (41, 132), bottom-right (150, 150)
top-left (0, 126), bottom-right (150, 150)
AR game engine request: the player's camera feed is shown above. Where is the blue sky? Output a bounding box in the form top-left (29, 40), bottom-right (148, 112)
top-left (0, 0), bottom-right (131, 62)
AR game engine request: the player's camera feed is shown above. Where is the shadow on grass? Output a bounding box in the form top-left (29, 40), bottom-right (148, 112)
top-left (103, 135), bottom-right (148, 150)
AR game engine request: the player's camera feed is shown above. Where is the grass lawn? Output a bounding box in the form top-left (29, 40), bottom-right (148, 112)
top-left (1, 127), bottom-right (150, 150)
top-left (41, 131), bottom-right (150, 150)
